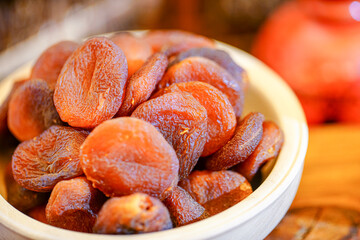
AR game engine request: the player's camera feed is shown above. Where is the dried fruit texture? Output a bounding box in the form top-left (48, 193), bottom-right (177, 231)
top-left (205, 112), bottom-right (264, 170)
top-left (131, 91), bottom-right (208, 180)
top-left (163, 186), bottom-right (208, 227)
top-left (159, 56), bottom-right (244, 117)
top-left (154, 82), bottom-right (236, 157)
top-left (54, 37), bottom-right (128, 128)
top-left (143, 30), bottom-right (215, 57)
top-left (8, 79), bottom-right (62, 142)
top-left (80, 117), bottom-right (179, 199)
top-left (179, 170), bottom-right (252, 216)
top-left (46, 177), bottom-right (106, 233)
top-left (111, 33), bottom-right (152, 77)
top-left (31, 41), bottom-right (79, 89)
top-left (28, 205), bottom-right (47, 224)
top-left (116, 53), bottom-right (168, 117)
top-left (94, 193), bottom-right (172, 234)
top-left (235, 121), bottom-right (284, 181)
top-left (171, 47), bottom-right (249, 90)
top-left (12, 126), bottom-right (88, 192)
top-left (4, 163), bottom-right (49, 212)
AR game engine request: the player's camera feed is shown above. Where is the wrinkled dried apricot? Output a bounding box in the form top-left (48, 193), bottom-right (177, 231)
top-left (12, 125), bottom-right (88, 192)
top-left (205, 112), bottom-right (264, 170)
top-left (116, 53), bottom-right (168, 116)
top-left (5, 163), bottom-right (49, 212)
top-left (31, 41), bottom-right (79, 89)
top-left (8, 79), bottom-right (62, 142)
top-left (171, 47), bottom-right (248, 90)
top-left (163, 186), bottom-right (208, 227)
top-left (80, 117), bottom-right (179, 199)
top-left (131, 91), bottom-right (208, 180)
top-left (111, 33), bottom-right (152, 77)
top-left (143, 30), bottom-right (215, 56)
top-left (27, 205), bottom-right (47, 224)
top-left (54, 37), bottom-right (128, 128)
top-left (234, 121), bottom-right (284, 181)
top-left (94, 193), bottom-right (172, 234)
top-left (158, 56), bottom-right (244, 117)
top-left (46, 177), bottom-right (106, 233)
top-left (154, 82), bottom-right (236, 157)
top-left (179, 170), bottom-right (252, 216)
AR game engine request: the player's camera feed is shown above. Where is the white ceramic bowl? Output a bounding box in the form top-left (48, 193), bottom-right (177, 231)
top-left (0, 37), bottom-right (308, 240)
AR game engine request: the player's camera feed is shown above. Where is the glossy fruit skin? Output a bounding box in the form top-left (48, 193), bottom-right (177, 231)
top-left (205, 112), bottom-right (264, 170)
top-left (235, 121), bottom-right (284, 181)
top-left (80, 117), bottom-right (179, 199)
top-left (154, 81), bottom-right (236, 157)
top-left (46, 177), bottom-right (106, 233)
top-left (31, 41), bottom-right (79, 89)
top-left (94, 193), bottom-right (172, 234)
top-left (132, 91), bottom-right (208, 180)
top-left (163, 186), bottom-right (208, 227)
top-left (54, 37), bottom-right (128, 128)
top-left (159, 56), bottom-right (244, 117)
top-left (116, 53), bottom-right (168, 117)
top-left (12, 126), bottom-right (88, 192)
top-left (8, 79), bottom-right (62, 142)
top-left (179, 170), bottom-right (252, 216)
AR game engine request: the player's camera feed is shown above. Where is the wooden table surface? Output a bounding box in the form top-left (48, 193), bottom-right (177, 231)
top-left (267, 124), bottom-right (360, 239)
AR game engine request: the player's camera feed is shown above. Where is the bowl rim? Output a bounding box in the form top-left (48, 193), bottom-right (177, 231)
top-left (0, 33), bottom-right (308, 240)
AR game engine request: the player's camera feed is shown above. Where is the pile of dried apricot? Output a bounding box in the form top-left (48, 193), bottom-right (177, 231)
top-left (1, 30), bottom-right (284, 234)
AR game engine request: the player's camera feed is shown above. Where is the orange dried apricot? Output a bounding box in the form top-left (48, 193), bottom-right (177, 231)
top-left (205, 112), bottom-right (264, 170)
top-left (54, 37), bottom-right (128, 128)
top-left (27, 205), bottom-right (48, 224)
top-left (94, 193), bottom-right (172, 234)
top-left (131, 91), bottom-right (208, 180)
top-left (80, 117), bottom-right (179, 199)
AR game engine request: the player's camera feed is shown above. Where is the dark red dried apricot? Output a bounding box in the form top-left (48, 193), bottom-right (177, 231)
top-left (234, 121), bottom-right (284, 181)
top-left (143, 30), bottom-right (215, 56)
top-left (80, 117), bottom-right (179, 199)
top-left (12, 125), bottom-right (88, 192)
top-left (31, 41), bottom-right (79, 89)
top-left (54, 37), bottom-right (128, 128)
top-left (179, 170), bottom-right (252, 216)
top-left (27, 205), bottom-right (48, 224)
top-left (159, 56), bottom-right (244, 117)
top-left (155, 82), bottom-right (236, 157)
top-left (8, 79), bottom-right (62, 142)
top-left (46, 177), bottom-right (106, 233)
top-left (5, 163), bottom-right (49, 212)
top-left (205, 112), bottom-right (264, 170)
top-left (163, 186), bottom-right (208, 227)
top-left (131, 91), bottom-right (208, 180)
top-left (94, 193), bottom-right (172, 234)
top-left (116, 53), bottom-right (168, 116)
top-left (111, 33), bottom-right (152, 77)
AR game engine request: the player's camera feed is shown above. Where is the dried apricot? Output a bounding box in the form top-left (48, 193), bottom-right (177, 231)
top-left (80, 117), bottom-right (179, 199)
top-left (205, 112), bottom-right (264, 170)
top-left (111, 33), bottom-right (152, 77)
top-left (54, 37), bottom-right (128, 128)
top-left (179, 170), bottom-right (252, 216)
top-left (8, 79), bottom-right (62, 142)
top-left (46, 177), bottom-right (106, 233)
top-left (143, 30), bottom-right (215, 56)
top-left (234, 121), bottom-right (284, 181)
top-left (131, 91), bottom-right (208, 180)
top-left (5, 163), bottom-right (49, 212)
top-left (171, 47), bottom-right (249, 90)
top-left (163, 186), bottom-right (208, 227)
top-left (12, 125), bottom-right (88, 192)
top-left (158, 56), bottom-right (244, 117)
top-left (27, 205), bottom-right (47, 224)
top-left (116, 53), bottom-right (168, 116)
top-left (31, 41), bottom-right (79, 89)
top-left (94, 193), bottom-right (172, 234)
top-left (154, 82), bottom-right (236, 157)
